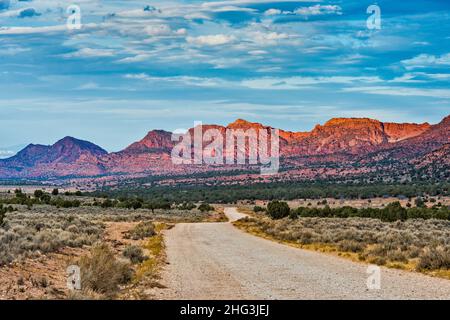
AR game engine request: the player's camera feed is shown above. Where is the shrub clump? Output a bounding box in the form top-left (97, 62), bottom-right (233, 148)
top-left (338, 240), bottom-right (365, 253)
top-left (128, 221), bottom-right (156, 240)
top-left (267, 201), bottom-right (290, 220)
top-left (198, 203), bottom-right (214, 212)
top-left (253, 206), bottom-right (266, 213)
top-left (417, 247), bottom-right (450, 271)
top-left (78, 243), bottom-right (132, 297)
top-left (123, 245), bottom-right (147, 264)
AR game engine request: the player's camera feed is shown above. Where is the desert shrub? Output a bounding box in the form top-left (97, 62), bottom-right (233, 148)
top-left (198, 203), bottom-right (214, 212)
top-left (50, 198), bottom-right (81, 208)
top-left (415, 197), bottom-right (425, 208)
top-left (39, 194), bottom-right (51, 204)
top-left (128, 221), bottom-right (156, 240)
top-left (267, 201), bottom-right (290, 220)
top-left (386, 250), bottom-right (408, 263)
top-left (380, 202), bottom-right (407, 222)
top-left (78, 243), bottom-right (132, 297)
top-left (100, 199), bottom-right (114, 208)
top-left (338, 240), bottom-right (364, 253)
top-left (0, 211), bottom-right (104, 266)
top-left (0, 204), bottom-right (13, 227)
top-left (417, 247), bottom-right (450, 270)
top-left (34, 190), bottom-right (44, 198)
top-left (123, 245), bottom-right (146, 264)
top-left (253, 206), bottom-right (265, 213)
top-left (288, 210), bottom-right (298, 220)
top-left (0, 211), bottom-right (4, 227)
top-left (368, 256), bottom-right (387, 265)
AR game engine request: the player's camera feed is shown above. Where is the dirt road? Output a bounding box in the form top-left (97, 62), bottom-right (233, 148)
top-left (150, 208), bottom-right (450, 299)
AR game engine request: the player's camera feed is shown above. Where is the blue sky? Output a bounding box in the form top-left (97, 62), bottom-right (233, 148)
top-left (0, 0), bottom-right (449, 152)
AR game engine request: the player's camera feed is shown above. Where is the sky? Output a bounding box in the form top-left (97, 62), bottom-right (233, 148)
top-left (0, 0), bottom-right (449, 153)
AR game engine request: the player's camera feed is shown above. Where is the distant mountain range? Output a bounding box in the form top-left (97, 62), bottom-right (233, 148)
top-left (0, 115), bottom-right (448, 182)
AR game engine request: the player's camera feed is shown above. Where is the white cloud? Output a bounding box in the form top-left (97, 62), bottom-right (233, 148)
top-left (401, 53), bottom-right (450, 70)
top-left (0, 150), bottom-right (15, 159)
top-left (247, 31), bottom-right (290, 46)
top-left (77, 82), bottom-right (99, 90)
top-left (343, 86), bottom-right (450, 99)
top-left (2, 46), bottom-right (30, 55)
top-left (294, 5), bottom-right (342, 16)
top-left (241, 76), bottom-right (382, 89)
top-left (63, 48), bottom-right (116, 58)
top-left (0, 23), bottom-right (98, 35)
top-left (0, 25), bottom-right (66, 35)
top-left (187, 34), bottom-right (236, 46)
top-left (117, 54), bottom-right (151, 63)
top-left (212, 6), bottom-right (256, 13)
top-left (144, 24), bottom-right (173, 36)
top-left (124, 73), bottom-right (229, 87)
top-left (264, 9), bottom-right (281, 16)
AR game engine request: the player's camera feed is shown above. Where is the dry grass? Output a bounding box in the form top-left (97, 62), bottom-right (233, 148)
top-left (135, 223), bottom-right (167, 281)
top-left (126, 221), bottom-right (156, 240)
top-left (0, 212), bottom-right (104, 266)
top-left (234, 212), bottom-right (450, 279)
top-left (76, 243), bottom-right (133, 299)
top-left (204, 207), bottom-right (228, 222)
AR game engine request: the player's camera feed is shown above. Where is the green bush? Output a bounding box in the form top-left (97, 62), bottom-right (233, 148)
top-left (0, 209), bottom-right (5, 227)
top-left (380, 202), bottom-right (407, 222)
top-left (253, 206), bottom-right (265, 213)
top-left (267, 201), bottom-right (290, 220)
top-left (50, 198), bottom-right (81, 208)
top-left (34, 190), bottom-right (44, 198)
top-left (198, 203), bottom-right (214, 212)
top-left (0, 204), bottom-right (15, 227)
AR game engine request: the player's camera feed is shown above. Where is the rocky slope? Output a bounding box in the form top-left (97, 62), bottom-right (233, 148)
top-left (0, 137), bottom-right (108, 178)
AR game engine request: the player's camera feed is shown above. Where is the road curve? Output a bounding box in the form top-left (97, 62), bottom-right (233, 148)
top-left (149, 208), bottom-right (450, 300)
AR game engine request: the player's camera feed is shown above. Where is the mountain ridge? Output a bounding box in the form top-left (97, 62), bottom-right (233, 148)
top-left (0, 115), bottom-right (448, 180)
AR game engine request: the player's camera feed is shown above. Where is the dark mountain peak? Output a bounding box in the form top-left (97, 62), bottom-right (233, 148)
top-left (51, 136), bottom-right (107, 161)
top-left (3, 143), bottom-right (50, 166)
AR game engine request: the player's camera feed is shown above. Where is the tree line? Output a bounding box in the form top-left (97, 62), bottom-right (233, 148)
top-left (261, 201), bottom-right (450, 222)
top-left (97, 181), bottom-right (449, 203)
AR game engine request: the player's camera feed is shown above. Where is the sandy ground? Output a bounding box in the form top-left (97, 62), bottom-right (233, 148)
top-left (149, 207), bottom-right (450, 300)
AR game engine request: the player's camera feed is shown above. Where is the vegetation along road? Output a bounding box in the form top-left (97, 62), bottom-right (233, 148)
top-left (151, 208), bottom-right (450, 299)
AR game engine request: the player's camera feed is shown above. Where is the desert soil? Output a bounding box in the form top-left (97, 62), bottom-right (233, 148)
top-left (0, 221), bottom-right (139, 300)
top-left (149, 207), bottom-right (450, 300)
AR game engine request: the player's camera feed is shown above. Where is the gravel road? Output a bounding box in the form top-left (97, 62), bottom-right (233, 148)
top-left (150, 208), bottom-right (450, 300)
